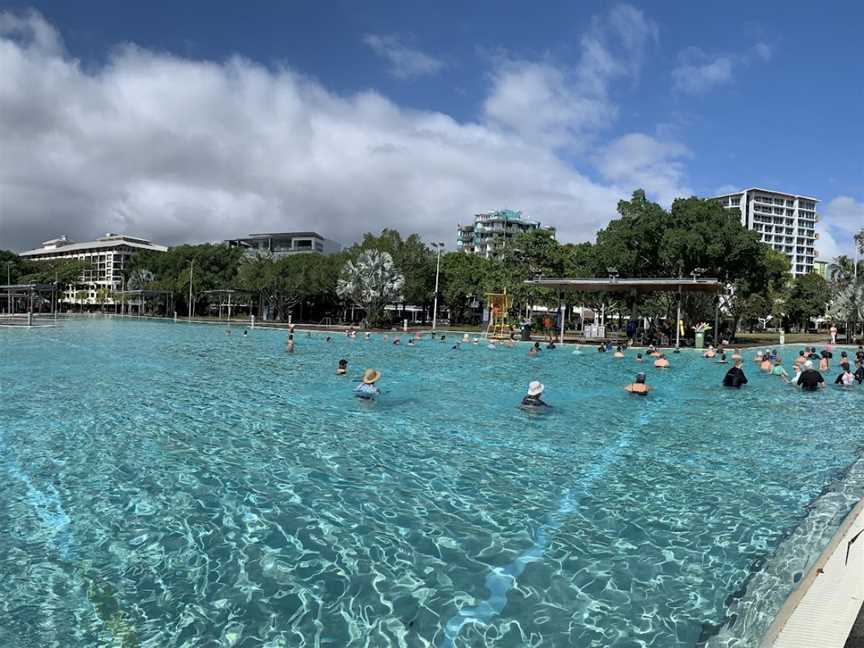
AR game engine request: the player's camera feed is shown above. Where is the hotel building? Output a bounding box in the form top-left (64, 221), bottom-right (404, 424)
top-left (457, 209), bottom-right (554, 258)
top-left (711, 188), bottom-right (818, 277)
top-left (226, 232), bottom-right (342, 258)
top-left (19, 234), bottom-right (168, 304)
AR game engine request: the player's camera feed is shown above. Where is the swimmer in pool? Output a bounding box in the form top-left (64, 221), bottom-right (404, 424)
top-left (654, 354), bottom-right (670, 368)
top-left (336, 359), bottom-right (348, 375)
top-left (834, 366), bottom-right (855, 386)
top-left (625, 372), bottom-right (650, 395)
top-left (723, 359), bottom-right (748, 388)
top-left (771, 358), bottom-right (788, 381)
top-left (354, 368), bottom-right (381, 399)
top-left (520, 381), bottom-right (550, 410)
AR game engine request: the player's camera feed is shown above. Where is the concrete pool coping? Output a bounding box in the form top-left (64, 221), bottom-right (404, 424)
top-left (761, 495), bottom-right (864, 647)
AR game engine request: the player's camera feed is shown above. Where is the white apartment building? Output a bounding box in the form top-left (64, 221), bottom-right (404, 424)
top-left (457, 209), bottom-right (555, 258)
top-left (19, 233), bottom-right (168, 304)
top-left (226, 232), bottom-right (342, 259)
top-left (712, 188), bottom-right (818, 277)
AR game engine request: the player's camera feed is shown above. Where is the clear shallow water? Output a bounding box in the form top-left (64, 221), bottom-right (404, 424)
top-left (0, 319), bottom-right (862, 647)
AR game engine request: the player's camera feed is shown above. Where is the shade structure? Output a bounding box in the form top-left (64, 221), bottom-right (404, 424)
top-left (524, 277), bottom-right (724, 348)
top-left (523, 277), bottom-right (723, 294)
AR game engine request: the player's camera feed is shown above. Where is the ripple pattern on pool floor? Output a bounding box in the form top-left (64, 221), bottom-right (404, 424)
top-left (1, 320), bottom-right (863, 647)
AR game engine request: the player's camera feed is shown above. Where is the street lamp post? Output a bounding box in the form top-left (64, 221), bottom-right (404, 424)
top-left (431, 242), bottom-right (444, 333)
top-left (187, 259), bottom-right (194, 322)
top-left (6, 261), bottom-right (11, 315)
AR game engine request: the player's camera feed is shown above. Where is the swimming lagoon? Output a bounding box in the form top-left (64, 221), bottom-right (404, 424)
top-left (1, 319), bottom-right (862, 647)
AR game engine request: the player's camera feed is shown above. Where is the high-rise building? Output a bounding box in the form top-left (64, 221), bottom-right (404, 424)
top-left (813, 260), bottom-right (830, 280)
top-left (226, 232), bottom-right (341, 259)
top-left (711, 188), bottom-right (818, 276)
top-left (19, 234), bottom-right (168, 304)
top-left (457, 209), bottom-right (554, 258)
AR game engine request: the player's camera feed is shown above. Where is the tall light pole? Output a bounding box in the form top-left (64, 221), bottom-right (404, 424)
top-left (187, 259), bottom-right (194, 322)
top-left (431, 242), bottom-right (445, 333)
top-left (5, 261), bottom-right (11, 315)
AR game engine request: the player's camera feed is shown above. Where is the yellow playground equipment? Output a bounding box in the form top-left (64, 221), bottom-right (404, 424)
top-left (485, 291), bottom-right (513, 339)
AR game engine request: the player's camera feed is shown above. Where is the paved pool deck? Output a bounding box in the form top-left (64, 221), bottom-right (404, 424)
top-left (763, 496), bottom-right (864, 648)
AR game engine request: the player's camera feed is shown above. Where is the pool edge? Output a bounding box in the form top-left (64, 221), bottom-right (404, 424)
top-left (761, 495), bottom-right (864, 647)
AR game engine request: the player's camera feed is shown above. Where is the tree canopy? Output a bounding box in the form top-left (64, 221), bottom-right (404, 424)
top-left (6, 188), bottom-right (840, 333)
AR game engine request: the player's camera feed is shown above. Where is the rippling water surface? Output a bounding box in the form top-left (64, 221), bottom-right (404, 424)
top-left (1, 319), bottom-right (862, 647)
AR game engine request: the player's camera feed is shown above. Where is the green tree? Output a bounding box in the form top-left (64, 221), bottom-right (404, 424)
top-left (785, 273), bottom-right (830, 331)
top-left (130, 244), bottom-right (245, 314)
top-left (439, 252), bottom-right (494, 324)
top-left (95, 287), bottom-right (109, 312)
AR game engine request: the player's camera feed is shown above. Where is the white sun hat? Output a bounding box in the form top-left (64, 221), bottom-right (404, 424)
top-left (527, 380), bottom-right (545, 396)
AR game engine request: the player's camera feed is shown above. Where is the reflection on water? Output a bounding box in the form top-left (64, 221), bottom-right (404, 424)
top-left (0, 320), bottom-right (861, 647)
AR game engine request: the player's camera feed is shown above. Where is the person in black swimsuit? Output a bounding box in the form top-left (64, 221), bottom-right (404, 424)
top-left (723, 359), bottom-right (748, 388)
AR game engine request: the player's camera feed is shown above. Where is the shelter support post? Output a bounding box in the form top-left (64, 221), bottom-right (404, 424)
top-left (675, 285), bottom-right (681, 349)
top-left (714, 296), bottom-right (720, 345)
top-left (559, 293), bottom-right (565, 345)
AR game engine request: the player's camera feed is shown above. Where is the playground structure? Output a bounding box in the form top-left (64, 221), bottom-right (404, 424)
top-left (484, 291), bottom-right (513, 339)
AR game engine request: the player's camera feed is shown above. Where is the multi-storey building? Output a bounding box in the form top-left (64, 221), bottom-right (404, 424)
top-left (19, 234), bottom-right (168, 304)
top-left (813, 260), bottom-right (830, 281)
top-left (457, 209), bottom-right (554, 258)
top-left (226, 232), bottom-right (341, 259)
top-left (711, 188), bottom-right (818, 277)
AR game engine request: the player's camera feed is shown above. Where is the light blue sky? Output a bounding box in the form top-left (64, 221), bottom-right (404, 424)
top-left (1, 1), bottom-right (861, 257)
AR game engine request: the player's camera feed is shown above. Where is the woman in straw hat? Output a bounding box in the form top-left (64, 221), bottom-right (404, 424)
top-left (354, 368), bottom-right (381, 399)
top-left (520, 381), bottom-right (550, 410)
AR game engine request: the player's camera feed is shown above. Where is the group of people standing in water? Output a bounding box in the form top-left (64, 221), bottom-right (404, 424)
top-left (709, 343), bottom-right (864, 391)
top-left (279, 324), bottom-right (864, 405)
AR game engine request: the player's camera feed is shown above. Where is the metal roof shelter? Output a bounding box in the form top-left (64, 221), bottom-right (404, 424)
top-left (113, 289), bottom-right (174, 317)
top-left (0, 283), bottom-right (59, 326)
top-left (202, 289), bottom-right (253, 324)
top-left (523, 277), bottom-right (723, 294)
top-left (523, 277), bottom-right (724, 347)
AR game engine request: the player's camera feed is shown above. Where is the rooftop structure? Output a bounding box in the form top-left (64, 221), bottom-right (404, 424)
top-left (711, 188), bottom-right (818, 277)
top-left (226, 232), bottom-right (341, 258)
top-left (19, 234), bottom-right (168, 306)
top-left (457, 209), bottom-right (554, 258)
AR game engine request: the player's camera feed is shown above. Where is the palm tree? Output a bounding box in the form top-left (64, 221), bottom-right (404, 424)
top-left (127, 269), bottom-right (155, 291)
top-left (829, 255), bottom-right (856, 288)
top-left (830, 282), bottom-right (864, 336)
top-left (337, 250), bottom-right (404, 327)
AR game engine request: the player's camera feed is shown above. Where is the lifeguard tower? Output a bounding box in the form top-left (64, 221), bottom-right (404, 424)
top-left (485, 291), bottom-right (512, 339)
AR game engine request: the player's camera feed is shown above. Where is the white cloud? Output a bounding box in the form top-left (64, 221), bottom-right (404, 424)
top-left (672, 39), bottom-right (775, 95)
top-left (752, 42), bottom-right (773, 62)
top-left (671, 48), bottom-right (734, 94)
top-left (0, 9), bottom-right (688, 254)
top-left (362, 34), bottom-right (444, 79)
top-left (595, 133), bottom-right (692, 206)
top-left (484, 3), bottom-right (657, 148)
top-left (818, 196), bottom-right (864, 262)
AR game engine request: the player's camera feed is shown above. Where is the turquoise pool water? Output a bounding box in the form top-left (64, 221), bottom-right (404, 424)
top-left (1, 319), bottom-right (862, 647)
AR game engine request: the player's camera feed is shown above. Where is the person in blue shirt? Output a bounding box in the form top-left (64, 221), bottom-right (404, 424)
top-left (354, 368), bottom-right (381, 399)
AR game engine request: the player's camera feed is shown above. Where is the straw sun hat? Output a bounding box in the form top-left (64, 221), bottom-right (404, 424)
top-left (362, 368), bottom-right (381, 384)
top-left (527, 380), bottom-right (544, 396)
